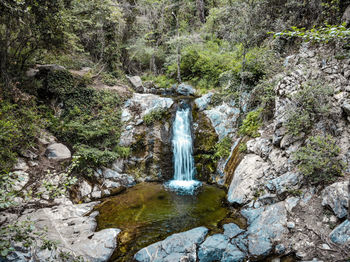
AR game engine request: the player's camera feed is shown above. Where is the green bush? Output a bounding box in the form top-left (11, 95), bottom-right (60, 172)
top-left (293, 135), bottom-right (345, 185)
top-left (142, 74), bottom-right (176, 89)
top-left (101, 72), bottom-right (118, 86)
top-left (239, 108), bottom-right (263, 138)
top-left (213, 136), bottom-right (232, 160)
top-left (285, 82), bottom-right (332, 135)
top-left (0, 101), bottom-right (43, 174)
top-left (143, 109), bottom-right (167, 126)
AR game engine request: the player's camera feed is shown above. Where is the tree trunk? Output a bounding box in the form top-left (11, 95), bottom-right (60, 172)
top-left (196, 0), bottom-right (206, 23)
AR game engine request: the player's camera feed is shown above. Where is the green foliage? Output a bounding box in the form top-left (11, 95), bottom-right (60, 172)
top-left (238, 143), bottom-right (247, 153)
top-left (239, 108), bottom-right (263, 138)
top-left (101, 72), bottom-right (118, 86)
top-left (142, 74), bottom-right (176, 89)
top-left (249, 79), bottom-right (277, 119)
top-left (0, 101), bottom-right (44, 174)
top-left (293, 135), bottom-right (345, 185)
top-left (285, 83), bottom-right (332, 135)
top-left (40, 70), bottom-right (123, 176)
top-left (143, 109), bottom-right (167, 126)
top-left (213, 137), bottom-right (232, 160)
top-left (274, 23), bottom-right (350, 45)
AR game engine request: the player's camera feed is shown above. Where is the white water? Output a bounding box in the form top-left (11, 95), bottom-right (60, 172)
top-left (166, 106), bottom-right (201, 194)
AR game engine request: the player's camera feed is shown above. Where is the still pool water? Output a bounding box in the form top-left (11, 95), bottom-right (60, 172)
top-left (95, 182), bottom-right (244, 261)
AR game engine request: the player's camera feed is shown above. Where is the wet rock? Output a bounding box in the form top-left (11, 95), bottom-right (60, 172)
top-left (330, 219), bottom-right (350, 245)
top-left (127, 75), bottom-right (144, 92)
top-left (195, 92), bottom-right (214, 111)
top-left (176, 83), bottom-right (196, 96)
top-left (321, 181), bottom-right (348, 219)
top-left (266, 172), bottom-right (301, 195)
top-left (134, 227), bottom-right (208, 262)
top-left (227, 154), bottom-right (269, 205)
top-left (45, 143), bottom-right (71, 160)
top-left (242, 202), bottom-right (288, 257)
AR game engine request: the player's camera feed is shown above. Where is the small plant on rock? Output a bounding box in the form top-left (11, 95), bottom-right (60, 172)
top-left (143, 109), bottom-right (167, 126)
top-left (239, 108), bottom-right (263, 138)
top-left (293, 135), bottom-right (345, 185)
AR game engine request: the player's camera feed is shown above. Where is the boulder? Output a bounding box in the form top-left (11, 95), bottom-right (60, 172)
top-left (16, 200), bottom-right (120, 262)
top-left (175, 83), bottom-right (196, 96)
top-left (195, 92), bottom-right (214, 111)
top-left (342, 5), bottom-right (350, 23)
top-left (204, 103), bottom-right (239, 139)
top-left (127, 75), bottom-right (144, 92)
top-left (227, 154), bottom-right (270, 205)
top-left (330, 219), bottom-right (350, 245)
top-left (223, 223), bottom-right (244, 239)
top-left (45, 143), bottom-right (71, 160)
top-left (102, 168), bottom-right (135, 187)
top-left (134, 227), bottom-right (208, 262)
top-left (266, 172), bottom-right (301, 195)
top-left (242, 202), bottom-right (288, 257)
top-left (246, 138), bottom-right (272, 159)
top-left (321, 181), bottom-right (348, 219)
top-left (37, 64), bottom-right (66, 72)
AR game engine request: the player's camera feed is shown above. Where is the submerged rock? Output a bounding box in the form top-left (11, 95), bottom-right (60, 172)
top-left (45, 143), bottom-right (71, 160)
top-left (330, 219), bottom-right (350, 245)
top-left (134, 227), bottom-right (208, 262)
top-left (321, 181), bottom-right (349, 219)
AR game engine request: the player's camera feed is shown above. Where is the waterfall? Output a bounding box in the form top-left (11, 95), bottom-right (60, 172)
top-left (166, 104), bottom-right (201, 194)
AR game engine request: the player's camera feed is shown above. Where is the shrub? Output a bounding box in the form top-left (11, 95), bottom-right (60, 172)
top-left (143, 109), bottom-right (167, 126)
top-left (293, 135), bottom-right (345, 185)
top-left (0, 101), bottom-right (43, 174)
top-left (239, 108), bottom-right (263, 138)
top-left (101, 72), bottom-right (118, 86)
top-left (142, 74), bottom-right (176, 89)
top-left (284, 83), bottom-right (332, 135)
top-left (213, 136), bottom-right (232, 160)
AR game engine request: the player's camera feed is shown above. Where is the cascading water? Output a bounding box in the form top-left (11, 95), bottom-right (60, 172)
top-left (166, 104), bottom-right (201, 194)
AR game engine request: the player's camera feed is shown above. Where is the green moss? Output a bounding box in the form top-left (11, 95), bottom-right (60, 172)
top-left (143, 109), bottom-right (168, 126)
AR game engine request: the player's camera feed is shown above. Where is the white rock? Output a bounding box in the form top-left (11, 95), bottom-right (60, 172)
top-left (45, 143), bottom-right (71, 160)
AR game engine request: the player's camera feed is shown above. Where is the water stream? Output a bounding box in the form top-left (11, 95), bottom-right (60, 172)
top-left (166, 104), bottom-right (201, 194)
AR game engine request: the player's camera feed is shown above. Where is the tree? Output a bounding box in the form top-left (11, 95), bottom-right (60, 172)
top-left (0, 0), bottom-right (70, 85)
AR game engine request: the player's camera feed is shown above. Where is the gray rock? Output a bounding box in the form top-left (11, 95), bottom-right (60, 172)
top-left (79, 180), bottom-right (92, 197)
top-left (330, 219), bottom-right (350, 245)
top-left (176, 83), bottom-right (196, 96)
top-left (204, 103), bottom-right (239, 139)
top-left (16, 200), bottom-right (120, 262)
top-left (13, 158), bottom-right (29, 172)
top-left (45, 143), bottom-right (71, 160)
top-left (37, 64), bottom-right (66, 71)
top-left (227, 154), bottom-right (269, 205)
top-left (112, 159), bottom-right (124, 173)
top-left (287, 221), bottom-right (295, 229)
top-left (342, 100), bottom-right (350, 117)
top-left (127, 75), bottom-right (144, 92)
top-left (266, 172), bottom-right (301, 195)
top-left (102, 168), bottom-right (135, 187)
top-left (198, 233), bottom-right (246, 262)
top-left (12, 171), bottom-right (29, 191)
top-left (246, 138), bottom-right (272, 159)
top-left (134, 227), bottom-right (208, 262)
top-left (195, 92), bottom-right (214, 111)
top-left (321, 181), bottom-right (348, 219)
top-left (73, 228), bottom-right (121, 262)
top-left (242, 202), bottom-right (288, 257)
top-left (223, 223), bottom-right (244, 239)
